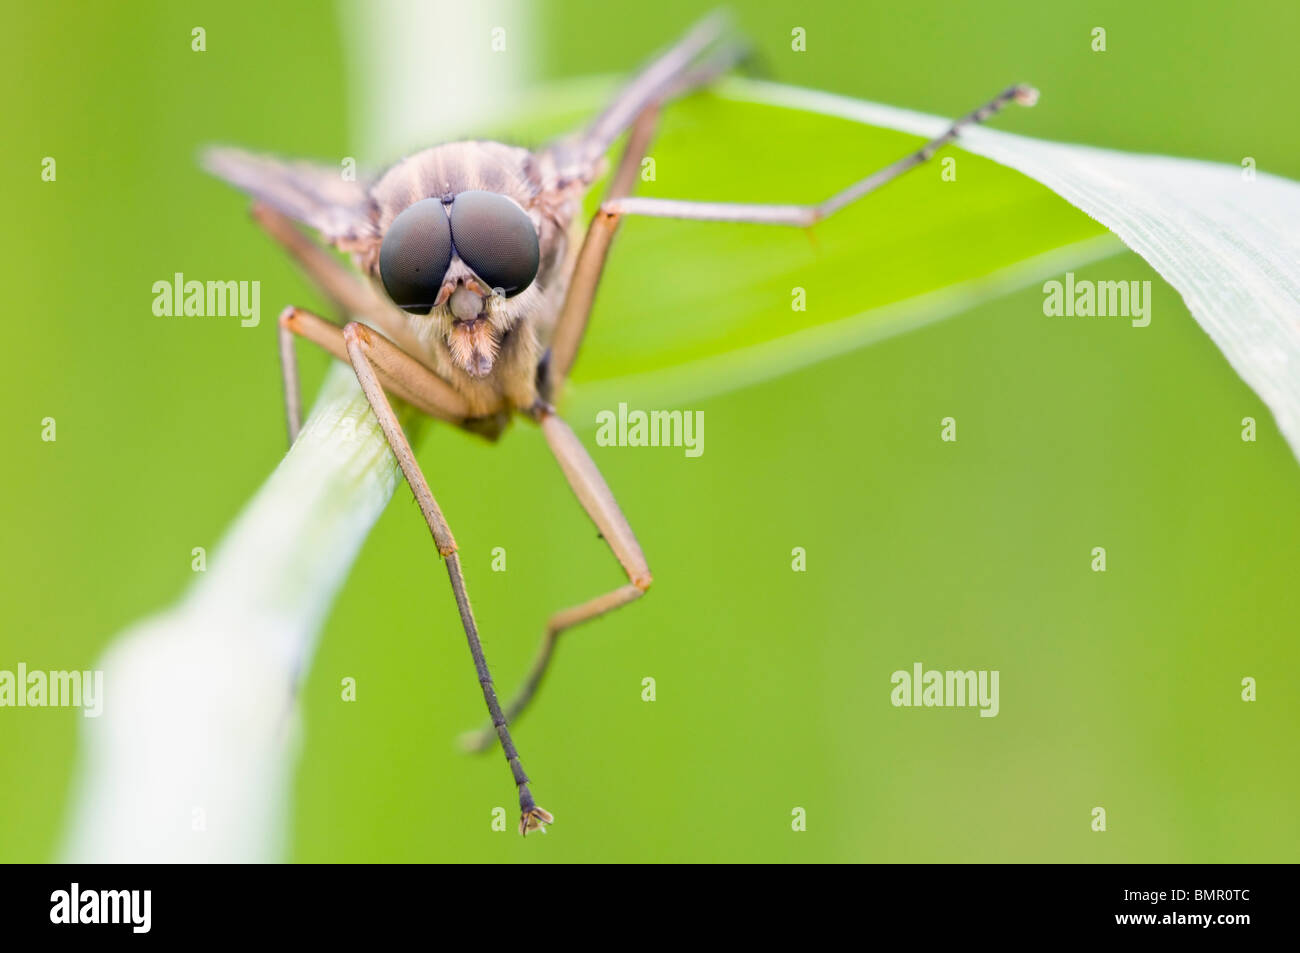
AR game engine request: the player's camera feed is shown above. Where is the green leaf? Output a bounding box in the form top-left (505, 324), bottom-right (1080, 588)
top-left (493, 77), bottom-right (1114, 394)
top-left (502, 77), bottom-right (1300, 465)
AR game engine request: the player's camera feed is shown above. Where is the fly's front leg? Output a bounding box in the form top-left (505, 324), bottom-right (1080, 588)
top-left (342, 320), bottom-right (552, 836)
top-left (276, 306), bottom-right (472, 442)
top-left (462, 408), bottom-right (651, 753)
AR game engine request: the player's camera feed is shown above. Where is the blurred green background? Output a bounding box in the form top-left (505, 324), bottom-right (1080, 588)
top-left (3, 0), bottom-right (1298, 862)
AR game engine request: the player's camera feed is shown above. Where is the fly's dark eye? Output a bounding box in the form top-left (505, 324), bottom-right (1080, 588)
top-left (449, 190), bottom-right (540, 297)
top-left (379, 198), bottom-right (453, 314)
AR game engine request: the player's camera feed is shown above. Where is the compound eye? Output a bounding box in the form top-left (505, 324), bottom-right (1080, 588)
top-left (448, 190), bottom-right (540, 297)
top-left (379, 198), bottom-right (453, 314)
